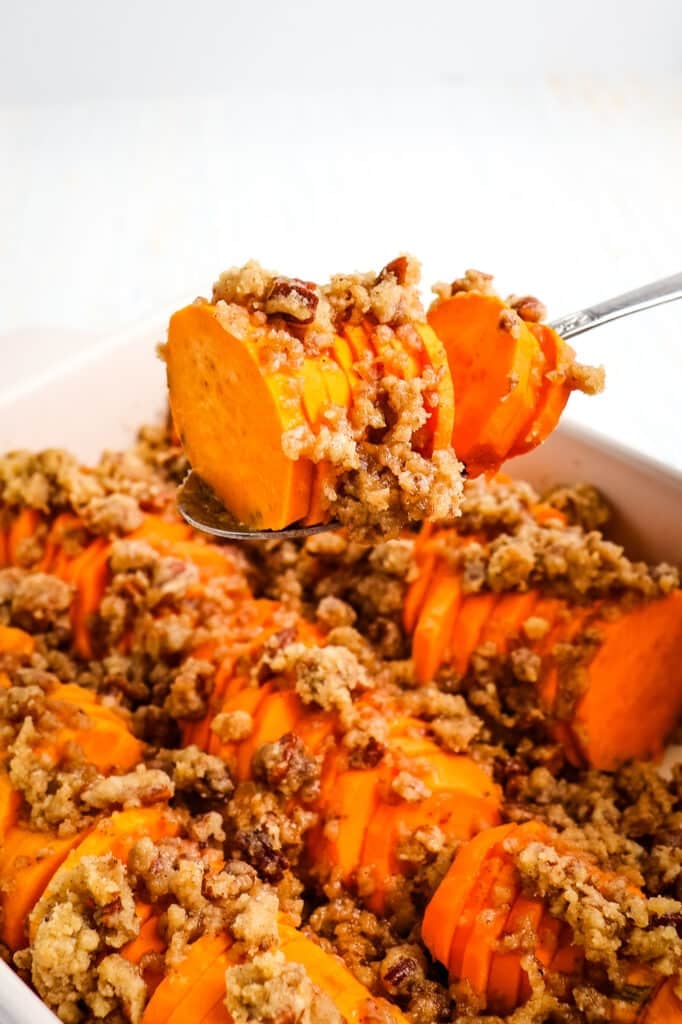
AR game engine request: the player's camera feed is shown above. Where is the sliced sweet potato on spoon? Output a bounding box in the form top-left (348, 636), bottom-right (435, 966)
top-left (427, 292), bottom-right (543, 473)
top-left (166, 302), bottom-right (314, 530)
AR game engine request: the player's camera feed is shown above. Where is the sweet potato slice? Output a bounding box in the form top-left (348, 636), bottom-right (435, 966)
top-left (536, 604), bottom-right (593, 711)
top-left (640, 977), bottom-right (682, 1023)
top-left (412, 567), bottom-right (462, 682)
top-left (510, 323), bottom-right (576, 457)
top-left (368, 320), bottom-right (422, 381)
top-left (449, 851), bottom-right (508, 980)
top-left (488, 893), bottom-right (545, 1011)
top-left (44, 683), bottom-right (142, 772)
top-left (303, 350), bottom-right (351, 526)
top-left (67, 538), bottom-right (110, 657)
top-left (166, 302), bottom-right (314, 530)
top-left (49, 808), bottom-right (179, 888)
top-left (121, 914), bottom-right (165, 967)
top-left (7, 508), bottom-right (42, 566)
top-left (569, 591), bottom-right (682, 769)
top-left (0, 772), bottom-right (20, 838)
top-left (141, 934), bottom-right (231, 1024)
top-left (236, 689), bottom-right (303, 780)
top-left (166, 948), bottom-right (235, 1024)
top-left (478, 591), bottom-right (539, 656)
top-left (0, 625), bottom-right (35, 657)
top-left (403, 551), bottom-right (437, 634)
top-left (278, 923), bottom-right (409, 1024)
top-left (394, 742), bottom-right (500, 805)
top-left (457, 858), bottom-right (520, 1000)
top-left (414, 322), bottom-right (456, 451)
top-left (427, 292), bottom-right (543, 473)
top-left (422, 822), bottom-right (516, 969)
top-left (360, 768), bottom-right (501, 915)
top-left (207, 682), bottom-right (273, 767)
top-left (343, 323), bottom-right (373, 365)
top-left (331, 333), bottom-right (363, 391)
top-left (131, 515), bottom-right (194, 547)
top-left (516, 909), bottom-right (564, 1003)
top-left (309, 761), bottom-right (381, 881)
top-left (549, 925), bottom-right (584, 976)
top-left (449, 592), bottom-right (499, 675)
top-left (0, 825), bottom-right (87, 949)
top-left (35, 513), bottom-right (84, 573)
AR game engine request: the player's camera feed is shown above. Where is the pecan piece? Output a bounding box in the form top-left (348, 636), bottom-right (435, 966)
top-left (264, 277), bottom-right (319, 323)
top-left (376, 256), bottom-right (409, 286)
top-left (508, 294), bottom-right (548, 323)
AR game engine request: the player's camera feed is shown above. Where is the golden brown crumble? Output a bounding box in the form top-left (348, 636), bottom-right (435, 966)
top-left (0, 419), bottom-right (680, 1024)
top-left (224, 951), bottom-right (343, 1024)
top-left (209, 257), bottom-right (465, 540)
top-left (27, 855), bottom-right (143, 1023)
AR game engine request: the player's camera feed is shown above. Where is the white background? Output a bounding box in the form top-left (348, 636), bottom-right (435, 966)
top-left (2, 1), bottom-right (681, 467)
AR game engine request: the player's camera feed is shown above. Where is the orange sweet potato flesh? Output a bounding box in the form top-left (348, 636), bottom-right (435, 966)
top-left (422, 822), bottom-right (516, 969)
top-left (235, 688), bottom-right (303, 780)
top-left (165, 948), bottom-right (235, 1024)
top-left (457, 858), bottom-right (519, 1001)
top-left (0, 771), bottom-right (21, 838)
top-left (478, 591), bottom-right (538, 656)
top-left (141, 934), bottom-right (231, 1024)
top-left (45, 682), bottom-right (143, 773)
top-left (0, 624), bottom-right (35, 657)
top-left (0, 826), bottom-right (87, 949)
top-left (640, 978), bottom-right (682, 1023)
top-left (278, 923), bottom-right (409, 1024)
top-left (449, 592), bottom-right (499, 675)
top-left (65, 538), bottom-right (110, 657)
top-left (310, 761), bottom-right (382, 880)
top-left (414, 323), bottom-right (456, 451)
top-left (449, 851), bottom-right (508, 980)
top-left (142, 921), bottom-right (407, 1024)
top-left (427, 292), bottom-right (543, 473)
top-left (166, 302), bottom-right (314, 530)
top-left (403, 551), bottom-right (437, 634)
top-left (510, 323), bottom-right (576, 458)
top-left (121, 914), bottom-right (166, 968)
top-left (569, 592), bottom-right (682, 769)
top-left (488, 893), bottom-right (545, 1010)
top-left (7, 508), bottom-right (42, 565)
top-left (412, 567), bottom-right (462, 682)
top-left (303, 350), bottom-right (350, 526)
top-left (360, 750), bottom-right (501, 913)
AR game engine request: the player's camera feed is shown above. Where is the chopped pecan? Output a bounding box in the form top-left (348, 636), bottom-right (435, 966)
top-left (264, 277), bottom-right (319, 323)
top-left (252, 732), bottom-right (320, 801)
top-left (508, 294), bottom-right (548, 323)
top-left (376, 256), bottom-right (409, 286)
top-left (450, 269), bottom-right (494, 295)
top-left (233, 824), bottom-right (289, 882)
top-left (380, 946), bottom-right (426, 996)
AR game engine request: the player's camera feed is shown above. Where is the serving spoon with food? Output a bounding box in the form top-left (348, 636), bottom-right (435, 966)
top-left (177, 271), bottom-right (682, 540)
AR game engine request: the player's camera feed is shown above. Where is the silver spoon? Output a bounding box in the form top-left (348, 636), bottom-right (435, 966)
top-left (178, 271), bottom-right (682, 540)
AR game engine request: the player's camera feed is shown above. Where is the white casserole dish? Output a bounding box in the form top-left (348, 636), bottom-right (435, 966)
top-left (0, 318), bottom-right (680, 1024)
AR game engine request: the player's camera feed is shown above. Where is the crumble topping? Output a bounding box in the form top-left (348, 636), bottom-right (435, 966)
top-left (0, 417), bottom-right (679, 1024)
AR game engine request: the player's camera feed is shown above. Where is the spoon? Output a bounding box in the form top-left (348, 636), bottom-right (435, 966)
top-left (178, 271), bottom-right (682, 540)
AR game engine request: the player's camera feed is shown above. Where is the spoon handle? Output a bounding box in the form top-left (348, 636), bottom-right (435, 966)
top-left (550, 271), bottom-right (682, 339)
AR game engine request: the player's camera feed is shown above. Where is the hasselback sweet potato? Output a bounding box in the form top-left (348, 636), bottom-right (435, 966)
top-left (405, 533), bottom-right (682, 769)
top-left (182, 639), bottom-right (501, 910)
top-left (423, 821), bottom-right (677, 1020)
top-left (139, 919), bottom-right (408, 1024)
top-left (427, 284), bottom-right (601, 475)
